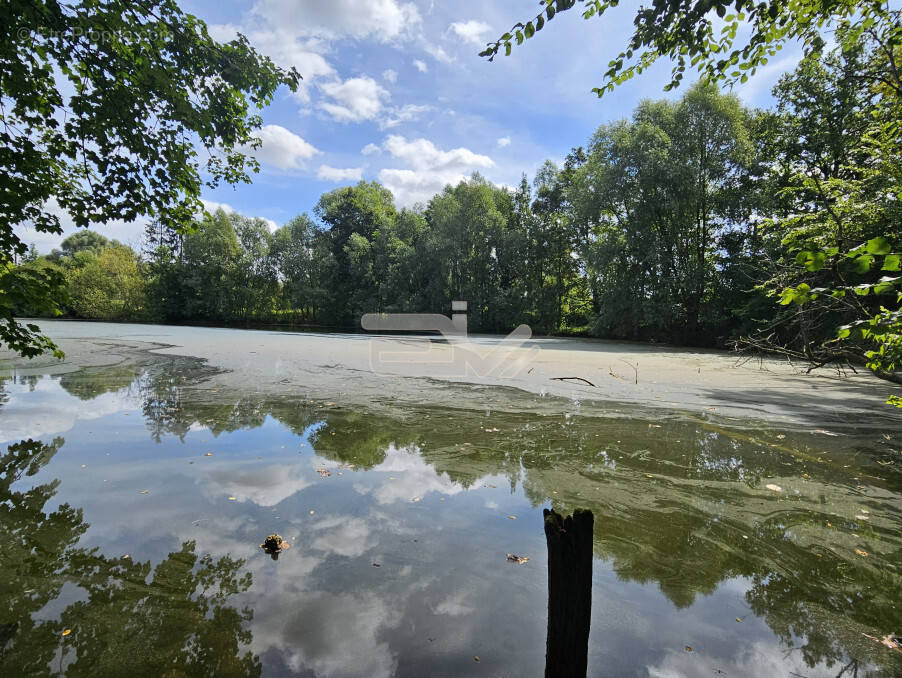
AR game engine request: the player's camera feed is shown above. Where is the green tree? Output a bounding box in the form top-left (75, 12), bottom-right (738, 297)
top-left (47, 230), bottom-right (118, 262)
top-left (67, 244), bottom-right (146, 319)
top-left (315, 182), bottom-right (398, 322)
top-left (1, 0), bottom-right (299, 356)
top-left (270, 214), bottom-right (319, 318)
top-left (233, 215), bottom-right (277, 321)
top-left (578, 82), bottom-right (752, 342)
top-left (181, 209), bottom-right (242, 320)
top-left (745, 32), bottom-right (902, 396)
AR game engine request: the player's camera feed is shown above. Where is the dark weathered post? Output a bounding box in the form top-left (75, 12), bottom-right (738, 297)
top-left (544, 507), bottom-right (594, 678)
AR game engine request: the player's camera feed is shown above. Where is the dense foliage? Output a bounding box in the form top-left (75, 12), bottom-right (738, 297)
top-left (0, 0), bottom-right (299, 356)
top-left (478, 0), bottom-right (901, 402)
top-left (9, 37), bottom-right (897, 380)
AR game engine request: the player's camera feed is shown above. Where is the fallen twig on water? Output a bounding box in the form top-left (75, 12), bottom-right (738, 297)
top-left (550, 376), bottom-right (596, 387)
top-left (619, 359), bottom-right (638, 384)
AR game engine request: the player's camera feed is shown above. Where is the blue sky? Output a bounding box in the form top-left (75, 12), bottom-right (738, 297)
top-left (22, 0), bottom-right (805, 252)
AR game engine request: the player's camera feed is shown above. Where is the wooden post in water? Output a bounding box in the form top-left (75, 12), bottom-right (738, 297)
top-left (544, 507), bottom-right (594, 678)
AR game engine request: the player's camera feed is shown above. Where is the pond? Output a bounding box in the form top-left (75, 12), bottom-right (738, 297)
top-left (1, 344), bottom-right (901, 677)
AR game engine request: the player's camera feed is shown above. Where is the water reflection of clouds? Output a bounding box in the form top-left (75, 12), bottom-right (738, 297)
top-left (0, 379), bottom-right (136, 442)
top-left (253, 590), bottom-right (400, 678)
top-left (204, 463), bottom-right (314, 507)
top-left (310, 515), bottom-right (375, 557)
top-left (645, 639), bottom-right (850, 678)
top-left (365, 444), bottom-right (468, 504)
top-left (433, 590), bottom-right (475, 617)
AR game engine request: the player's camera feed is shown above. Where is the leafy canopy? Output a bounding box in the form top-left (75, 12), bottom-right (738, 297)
top-left (479, 0), bottom-right (896, 96)
top-left (0, 0), bottom-right (299, 356)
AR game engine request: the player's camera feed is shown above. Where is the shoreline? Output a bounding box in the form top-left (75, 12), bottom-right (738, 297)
top-left (2, 319), bottom-right (899, 432)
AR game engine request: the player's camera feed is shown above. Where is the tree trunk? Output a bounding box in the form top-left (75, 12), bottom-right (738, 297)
top-left (544, 507), bottom-right (594, 678)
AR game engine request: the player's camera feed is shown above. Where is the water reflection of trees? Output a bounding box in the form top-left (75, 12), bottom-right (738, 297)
top-left (50, 364), bottom-right (902, 674)
top-left (0, 438), bottom-right (260, 677)
top-left (307, 409), bottom-right (902, 675)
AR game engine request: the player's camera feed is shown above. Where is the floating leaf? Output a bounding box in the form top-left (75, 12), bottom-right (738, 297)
top-left (506, 553), bottom-right (529, 564)
top-left (765, 484), bottom-right (782, 492)
top-left (685, 645), bottom-right (692, 652)
top-left (316, 468), bottom-right (332, 477)
top-left (140, 489), bottom-right (149, 494)
top-left (879, 635), bottom-right (900, 650)
top-left (855, 548), bottom-right (869, 557)
top-left (228, 496), bottom-right (237, 501)
top-left (204, 452), bottom-right (212, 457)
top-left (61, 629), bottom-right (72, 637)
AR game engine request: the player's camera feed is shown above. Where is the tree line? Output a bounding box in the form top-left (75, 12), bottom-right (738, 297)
top-left (11, 35), bottom-right (900, 379)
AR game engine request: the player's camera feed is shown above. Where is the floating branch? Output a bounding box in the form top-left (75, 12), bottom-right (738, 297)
top-left (618, 359), bottom-right (638, 384)
top-left (550, 377), bottom-right (596, 387)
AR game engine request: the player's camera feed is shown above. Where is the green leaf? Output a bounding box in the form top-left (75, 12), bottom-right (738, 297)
top-left (525, 22), bottom-right (535, 39)
top-left (883, 254), bottom-right (901, 271)
top-left (853, 254), bottom-right (875, 274)
top-left (796, 250), bottom-right (826, 271)
top-left (874, 276), bottom-right (900, 295)
top-left (865, 236), bottom-right (892, 255)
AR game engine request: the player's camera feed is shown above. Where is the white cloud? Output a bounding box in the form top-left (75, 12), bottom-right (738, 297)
top-left (382, 135), bottom-right (493, 172)
top-left (377, 134), bottom-right (494, 206)
top-left (361, 143), bottom-right (381, 155)
top-left (380, 103), bottom-right (433, 129)
top-left (413, 59), bottom-right (428, 73)
top-left (317, 165), bottom-right (364, 182)
top-left (449, 20), bottom-right (491, 46)
top-left (14, 198), bottom-right (148, 255)
top-left (246, 124), bottom-right (320, 169)
top-left (252, 0), bottom-right (420, 42)
top-left (423, 44), bottom-right (454, 64)
top-left (200, 198), bottom-right (236, 215)
top-left (382, 69), bottom-right (398, 84)
top-left (496, 136), bottom-right (511, 148)
top-left (320, 76), bottom-right (390, 122)
top-left (378, 167), bottom-right (465, 206)
top-left (206, 22), bottom-right (241, 43)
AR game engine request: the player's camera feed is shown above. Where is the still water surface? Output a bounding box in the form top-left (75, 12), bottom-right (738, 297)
top-left (1, 352), bottom-right (900, 677)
